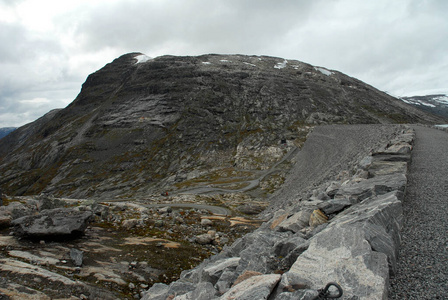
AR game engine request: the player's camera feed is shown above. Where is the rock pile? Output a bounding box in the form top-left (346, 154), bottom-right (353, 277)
top-left (142, 127), bottom-right (415, 300)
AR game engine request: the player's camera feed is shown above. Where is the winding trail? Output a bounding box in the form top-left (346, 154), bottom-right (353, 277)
top-left (175, 145), bottom-right (299, 195)
top-left (143, 203), bottom-right (231, 216)
top-left (389, 126), bottom-right (448, 299)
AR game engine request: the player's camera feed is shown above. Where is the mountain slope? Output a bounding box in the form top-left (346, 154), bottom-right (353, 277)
top-left (0, 53), bottom-right (444, 198)
top-left (0, 127), bottom-right (16, 139)
top-left (400, 94), bottom-right (448, 120)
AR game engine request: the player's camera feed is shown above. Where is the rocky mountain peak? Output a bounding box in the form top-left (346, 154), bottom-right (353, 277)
top-left (0, 53), bottom-right (444, 198)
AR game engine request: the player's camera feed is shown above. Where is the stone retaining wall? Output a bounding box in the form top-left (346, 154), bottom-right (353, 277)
top-left (142, 127), bottom-right (415, 300)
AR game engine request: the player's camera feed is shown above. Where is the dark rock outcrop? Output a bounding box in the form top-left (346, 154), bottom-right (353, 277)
top-left (0, 53), bottom-right (442, 198)
top-left (12, 207), bottom-right (92, 239)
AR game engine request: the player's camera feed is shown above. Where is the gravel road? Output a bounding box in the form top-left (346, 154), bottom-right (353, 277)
top-left (265, 124), bottom-right (401, 215)
top-left (389, 126), bottom-right (448, 299)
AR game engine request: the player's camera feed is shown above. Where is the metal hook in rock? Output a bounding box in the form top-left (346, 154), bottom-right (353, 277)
top-left (312, 282), bottom-right (343, 299)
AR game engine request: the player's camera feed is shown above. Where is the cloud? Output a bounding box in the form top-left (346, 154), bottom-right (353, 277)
top-left (1, 0), bottom-right (448, 127)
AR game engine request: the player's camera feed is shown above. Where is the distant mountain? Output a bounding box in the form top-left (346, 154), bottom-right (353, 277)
top-left (400, 94), bottom-right (448, 120)
top-left (0, 127), bottom-right (16, 139)
top-left (0, 53), bottom-right (444, 198)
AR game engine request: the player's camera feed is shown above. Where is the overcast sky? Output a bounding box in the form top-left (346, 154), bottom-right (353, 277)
top-left (1, 0), bottom-right (447, 127)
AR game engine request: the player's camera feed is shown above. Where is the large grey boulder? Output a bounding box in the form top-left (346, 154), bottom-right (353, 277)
top-left (235, 230), bottom-right (289, 274)
top-left (201, 257), bottom-right (240, 285)
top-left (329, 191), bottom-right (403, 274)
top-left (281, 226), bottom-right (389, 300)
top-left (276, 209), bottom-right (313, 233)
top-left (334, 173), bottom-right (407, 203)
top-left (11, 207), bottom-right (93, 239)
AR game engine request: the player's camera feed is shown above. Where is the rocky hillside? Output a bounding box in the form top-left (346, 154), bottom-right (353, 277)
top-left (0, 53), bottom-right (443, 198)
top-left (400, 94), bottom-right (448, 120)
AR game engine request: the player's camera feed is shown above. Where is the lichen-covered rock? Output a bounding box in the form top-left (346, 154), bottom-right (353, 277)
top-left (309, 209), bottom-right (328, 227)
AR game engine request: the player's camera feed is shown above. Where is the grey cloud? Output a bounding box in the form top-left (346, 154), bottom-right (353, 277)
top-left (71, 0), bottom-right (322, 55)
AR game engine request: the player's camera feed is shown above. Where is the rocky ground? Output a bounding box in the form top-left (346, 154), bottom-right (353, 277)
top-left (141, 124), bottom-right (414, 300)
top-left (0, 124), bottom-right (422, 299)
top-left (0, 194), bottom-right (263, 299)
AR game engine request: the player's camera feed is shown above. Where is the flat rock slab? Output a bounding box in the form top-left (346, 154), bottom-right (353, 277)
top-left (220, 274), bottom-right (281, 300)
top-left (12, 207), bottom-right (92, 239)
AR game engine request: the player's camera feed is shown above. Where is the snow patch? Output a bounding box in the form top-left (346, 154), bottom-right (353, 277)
top-left (202, 62), bottom-right (212, 65)
top-left (243, 62), bottom-right (257, 67)
top-left (134, 54), bottom-right (152, 64)
top-left (434, 95), bottom-right (448, 104)
top-left (314, 67), bottom-right (333, 76)
top-left (220, 59), bottom-right (231, 63)
top-left (418, 100), bottom-right (436, 107)
top-left (274, 60), bottom-right (288, 69)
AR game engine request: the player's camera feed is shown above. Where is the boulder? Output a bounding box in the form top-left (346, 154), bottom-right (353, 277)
top-left (122, 218), bottom-right (139, 229)
top-left (214, 268), bottom-right (239, 294)
top-left (273, 235), bottom-right (307, 258)
top-left (202, 257), bottom-right (240, 284)
top-left (201, 218), bottom-right (213, 226)
top-left (318, 198), bottom-right (352, 215)
top-left (334, 173), bottom-right (407, 203)
top-left (195, 233), bottom-right (214, 245)
top-left (308, 209), bottom-right (328, 227)
top-left (0, 212), bottom-right (12, 229)
top-left (367, 161), bottom-right (408, 177)
top-left (235, 230), bottom-right (289, 274)
top-left (277, 209), bottom-right (312, 233)
top-left (176, 282), bottom-right (219, 300)
top-left (220, 274), bottom-right (281, 300)
top-left (12, 208), bottom-right (93, 239)
top-left (330, 191), bottom-right (403, 274)
top-left (142, 281), bottom-right (195, 300)
top-left (158, 206), bottom-right (172, 214)
top-left (70, 248), bottom-right (84, 267)
top-left (236, 204), bottom-right (264, 215)
top-left (282, 226), bottom-right (389, 300)
top-left (325, 181), bottom-right (341, 197)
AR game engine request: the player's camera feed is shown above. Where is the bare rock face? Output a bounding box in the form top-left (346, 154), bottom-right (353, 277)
top-left (12, 207), bottom-right (92, 239)
top-left (0, 53), bottom-right (442, 198)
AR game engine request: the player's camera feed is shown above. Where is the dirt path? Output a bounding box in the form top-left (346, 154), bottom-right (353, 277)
top-left (389, 126), bottom-right (448, 299)
top-left (143, 203), bottom-right (232, 216)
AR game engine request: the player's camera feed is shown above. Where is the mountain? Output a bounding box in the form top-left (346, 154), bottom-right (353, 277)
top-left (0, 53), bottom-right (444, 198)
top-left (400, 94), bottom-right (448, 120)
top-left (0, 127), bottom-right (16, 139)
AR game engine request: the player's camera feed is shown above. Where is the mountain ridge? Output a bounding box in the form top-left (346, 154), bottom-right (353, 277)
top-left (400, 94), bottom-right (448, 120)
top-left (0, 127), bottom-right (17, 139)
top-left (0, 53), bottom-right (444, 198)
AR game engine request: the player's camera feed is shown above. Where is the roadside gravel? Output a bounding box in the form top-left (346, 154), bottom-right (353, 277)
top-left (264, 124), bottom-right (401, 215)
top-left (389, 126), bottom-right (448, 299)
